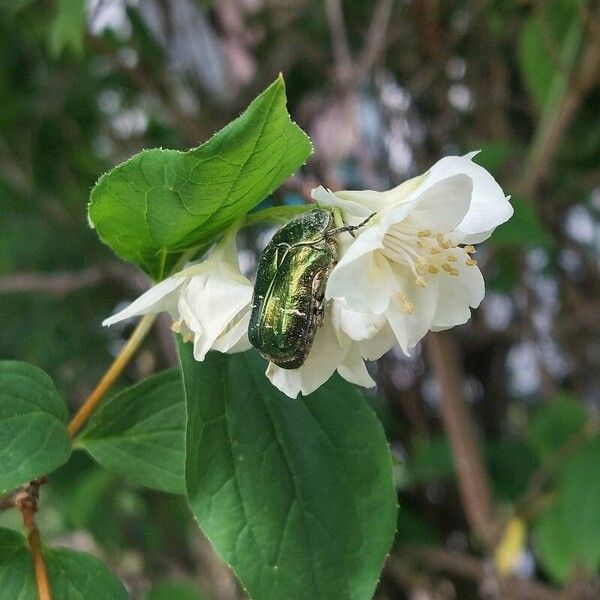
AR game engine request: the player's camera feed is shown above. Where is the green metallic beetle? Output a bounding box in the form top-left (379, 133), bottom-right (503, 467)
top-left (248, 208), bottom-right (374, 369)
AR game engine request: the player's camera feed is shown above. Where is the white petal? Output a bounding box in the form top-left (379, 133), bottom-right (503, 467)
top-left (102, 276), bottom-right (186, 326)
top-left (402, 174), bottom-right (472, 234)
top-left (312, 186), bottom-right (379, 218)
top-left (430, 254), bottom-right (485, 330)
top-left (424, 154), bottom-right (513, 242)
top-left (187, 269), bottom-right (253, 361)
top-left (337, 344), bottom-right (376, 388)
top-left (211, 308), bottom-right (252, 355)
top-left (331, 301), bottom-right (387, 342)
top-left (326, 226), bottom-right (395, 313)
top-left (385, 276), bottom-right (438, 354)
top-left (358, 323), bottom-right (397, 360)
top-left (266, 315), bottom-right (347, 398)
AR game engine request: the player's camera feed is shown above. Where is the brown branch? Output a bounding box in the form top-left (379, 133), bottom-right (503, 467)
top-left (395, 546), bottom-right (561, 600)
top-left (425, 331), bottom-right (497, 547)
top-left (354, 0), bottom-right (395, 82)
top-left (324, 0), bottom-right (353, 84)
top-left (16, 479), bottom-right (52, 600)
top-left (0, 268), bottom-right (104, 296)
top-left (68, 313), bottom-right (157, 438)
top-left (519, 8), bottom-right (600, 199)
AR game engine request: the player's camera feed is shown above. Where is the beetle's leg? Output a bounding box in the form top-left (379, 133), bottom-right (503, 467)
top-left (325, 212), bottom-right (377, 238)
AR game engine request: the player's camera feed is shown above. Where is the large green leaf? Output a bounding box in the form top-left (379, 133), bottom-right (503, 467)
top-left (0, 528), bottom-right (25, 565)
top-left (518, 1), bottom-right (581, 110)
top-left (147, 582), bottom-right (208, 600)
top-left (78, 370), bottom-right (185, 494)
top-left (0, 542), bottom-right (128, 599)
top-left (179, 343), bottom-right (396, 600)
top-left (0, 361), bottom-right (71, 493)
top-left (528, 395), bottom-right (586, 459)
top-left (49, 0), bottom-right (86, 58)
top-left (88, 76), bottom-right (313, 280)
top-left (534, 504), bottom-right (577, 583)
top-left (559, 435), bottom-right (600, 572)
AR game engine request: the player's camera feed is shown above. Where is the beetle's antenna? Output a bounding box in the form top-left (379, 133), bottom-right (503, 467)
top-left (326, 212), bottom-right (377, 238)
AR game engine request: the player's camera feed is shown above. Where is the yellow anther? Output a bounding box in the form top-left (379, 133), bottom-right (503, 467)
top-left (447, 254), bottom-right (457, 262)
top-left (465, 258), bottom-right (478, 266)
top-left (436, 233), bottom-right (445, 245)
top-left (441, 240), bottom-right (452, 249)
top-left (402, 301), bottom-right (414, 314)
top-left (418, 229), bottom-right (432, 238)
top-left (415, 276), bottom-right (427, 287)
top-left (430, 248), bottom-right (441, 255)
top-left (464, 245), bottom-right (476, 254)
top-left (450, 267), bottom-right (460, 276)
top-left (441, 262), bottom-right (453, 273)
top-left (416, 240), bottom-right (424, 248)
top-left (428, 265), bottom-right (439, 274)
top-left (171, 320), bottom-right (182, 333)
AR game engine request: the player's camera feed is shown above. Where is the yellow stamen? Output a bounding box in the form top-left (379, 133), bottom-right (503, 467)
top-left (464, 245), bottom-right (476, 254)
top-left (447, 255), bottom-right (457, 262)
top-left (402, 301), bottom-right (414, 314)
top-left (428, 265), bottom-right (439, 274)
top-left (430, 248), bottom-right (441, 255)
top-left (450, 267), bottom-right (460, 276)
top-left (441, 262), bottom-right (453, 273)
top-left (418, 229), bottom-right (432, 238)
top-left (465, 258), bottom-right (478, 266)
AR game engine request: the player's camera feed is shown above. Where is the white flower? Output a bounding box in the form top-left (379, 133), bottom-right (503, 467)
top-left (312, 152), bottom-right (513, 354)
top-left (265, 300), bottom-right (395, 398)
top-left (103, 227), bottom-right (253, 361)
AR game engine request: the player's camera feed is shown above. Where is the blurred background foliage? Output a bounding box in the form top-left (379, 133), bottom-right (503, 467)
top-left (0, 0), bottom-right (599, 598)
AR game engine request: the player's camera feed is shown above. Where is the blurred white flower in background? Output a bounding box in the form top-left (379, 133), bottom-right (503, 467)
top-left (103, 226), bottom-right (253, 361)
top-left (313, 152), bottom-right (513, 355)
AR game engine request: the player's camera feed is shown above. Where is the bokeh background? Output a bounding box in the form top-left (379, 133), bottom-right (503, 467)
top-left (1, 0), bottom-right (599, 598)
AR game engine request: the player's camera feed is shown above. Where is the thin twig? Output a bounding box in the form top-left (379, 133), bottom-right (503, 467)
top-left (67, 313), bottom-right (157, 437)
top-left (16, 479), bottom-right (52, 600)
top-left (425, 331), bottom-right (497, 547)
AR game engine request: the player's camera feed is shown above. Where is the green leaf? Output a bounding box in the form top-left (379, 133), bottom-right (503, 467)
top-left (88, 76), bottom-right (313, 280)
top-left (518, 1), bottom-right (581, 109)
top-left (559, 435), bottom-right (600, 572)
top-left (179, 343), bottom-right (396, 600)
top-left (472, 141), bottom-right (513, 175)
top-left (486, 440), bottom-right (539, 502)
top-left (395, 508), bottom-right (438, 547)
top-left (78, 370), bottom-right (185, 494)
top-left (0, 361), bottom-right (71, 493)
top-left (0, 544), bottom-right (128, 599)
top-left (534, 504), bottom-right (577, 583)
top-left (528, 395), bottom-right (586, 459)
top-left (406, 436), bottom-right (454, 486)
top-left (49, 0), bottom-right (86, 58)
top-left (0, 528), bottom-right (26, 565)
top-left (488, 195), bottom-right (552, 248)
top-left (147, 582), bottom-right (208, 600)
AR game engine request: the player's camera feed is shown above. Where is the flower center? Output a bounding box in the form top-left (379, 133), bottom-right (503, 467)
top-left (382, 225), bottom-right (477, 292)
